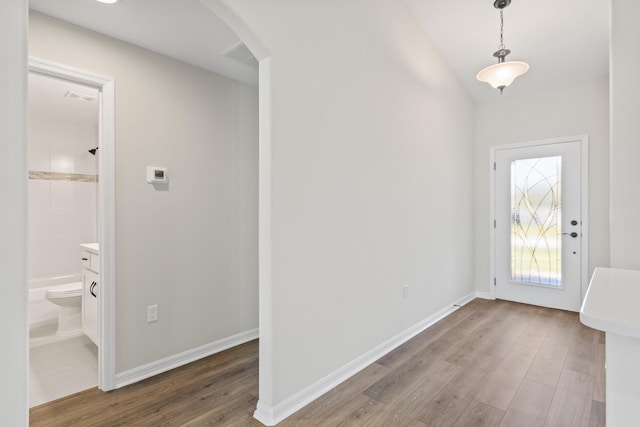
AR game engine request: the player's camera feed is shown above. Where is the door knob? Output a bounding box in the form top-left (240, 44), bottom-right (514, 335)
top-left (570, 220), bottom-right (578, 226)
top-left (563, 232), bottom-right (578, 238)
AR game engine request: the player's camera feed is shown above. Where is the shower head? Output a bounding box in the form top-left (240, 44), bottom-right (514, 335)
top-left (88, 147), bottom-right (99, 156)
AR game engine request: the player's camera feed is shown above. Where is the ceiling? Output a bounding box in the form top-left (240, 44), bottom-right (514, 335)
top-left (29, 0), bottom-right (258, 87)
top-left (29, 0), bottom-right (609, 103)
top-left (407, 0), bottom-right (609, 102)
top-left (29, 72), bottom-right (99, 124)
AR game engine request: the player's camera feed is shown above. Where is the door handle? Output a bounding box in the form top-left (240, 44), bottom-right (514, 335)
top-left (563, 232), bottom-right (578, 238)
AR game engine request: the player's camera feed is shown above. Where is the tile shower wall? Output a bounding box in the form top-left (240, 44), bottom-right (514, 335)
top-left (29, 107), bottom-right (98, 288)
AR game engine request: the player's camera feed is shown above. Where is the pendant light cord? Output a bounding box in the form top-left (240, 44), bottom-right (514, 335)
top-left (499, 9), bottom-right (505, 50)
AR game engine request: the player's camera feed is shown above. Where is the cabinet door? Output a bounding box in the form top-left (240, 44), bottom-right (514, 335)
top-left (90, 253), bottom-right (99, 273)
top-left (83, 270), bottom-right (99, 345)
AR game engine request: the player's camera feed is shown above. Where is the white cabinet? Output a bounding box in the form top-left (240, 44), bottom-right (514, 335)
top-left (83, 269), bottom-right (99, 345)
top-left (80, 244), bottom-right (99, 345)
top-left (580, 268), bottom-right (640, 426)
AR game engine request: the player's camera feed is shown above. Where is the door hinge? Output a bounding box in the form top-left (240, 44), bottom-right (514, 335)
top-left (494, 277), bottom-right (497, 286)
top-left (494, 220), bottom-right (496, 228)
top-left (493, 162), bottom-right (496, 171)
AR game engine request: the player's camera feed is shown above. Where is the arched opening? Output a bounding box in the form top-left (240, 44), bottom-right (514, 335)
top-left (25, 1), bottom-right (271, 422)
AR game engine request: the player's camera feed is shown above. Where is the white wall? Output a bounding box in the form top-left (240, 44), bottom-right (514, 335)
top-left (0, 1), bottom-right (28, 424)
top-left (474, 78), bottom-right (610, 294)
top-left (610, 0), bottom-right (640, 268)
top-left (29, 12), bottom-right (258, 372)
top-left (29, 83), bottom-right (98, 284)
top-left (0, 3), bottom-right (625, 426)
top-left (210, 0), bottom-right (476, 413)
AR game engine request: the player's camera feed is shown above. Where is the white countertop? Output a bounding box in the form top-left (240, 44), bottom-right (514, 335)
top-left (80, 243), bottom-right (99, 254)
top-left (580, 267), bottom-right (640, 339)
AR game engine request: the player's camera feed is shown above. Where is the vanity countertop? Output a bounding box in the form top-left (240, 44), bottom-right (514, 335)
top-left (580, 267), bottom-right (640, 339)
top-left (80, 243), bottom-right (99, 254)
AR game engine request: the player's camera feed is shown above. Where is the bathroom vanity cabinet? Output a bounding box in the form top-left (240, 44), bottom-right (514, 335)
top-left (80, 243), bottom-right (99, 346)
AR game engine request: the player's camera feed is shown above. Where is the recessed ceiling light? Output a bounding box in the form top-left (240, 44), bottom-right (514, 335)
top-left (96, 0), bottom-right (118, 4)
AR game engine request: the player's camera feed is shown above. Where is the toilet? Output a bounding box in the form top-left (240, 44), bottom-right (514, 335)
top-left (45, 282), bottom-right (83, 336)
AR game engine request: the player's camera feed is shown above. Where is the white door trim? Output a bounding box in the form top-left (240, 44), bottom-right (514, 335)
top-left (29, 57), bottom-right (116, 390)
top-left (489, 135), bottom-right (589, 308)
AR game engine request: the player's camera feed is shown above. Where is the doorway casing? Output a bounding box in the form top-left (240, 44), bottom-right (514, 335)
top-left (29, 57), bottom-right (116, 390)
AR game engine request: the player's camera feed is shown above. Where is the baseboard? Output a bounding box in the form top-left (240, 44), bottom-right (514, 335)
top-left (253, 291), bottom-right (476, 426)
top-left (29, 317), bottom-right (57, 329)
top-left (476, 291), bottom-right (495, 300)
top-left (114, 328), bottom-right (259, 389)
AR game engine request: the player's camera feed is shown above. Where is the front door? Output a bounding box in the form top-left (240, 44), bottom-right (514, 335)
top-left (494, 138), bottom-right (586, 311)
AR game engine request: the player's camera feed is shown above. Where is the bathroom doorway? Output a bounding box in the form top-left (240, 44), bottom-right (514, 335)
top-left (28, 70), bottom-right (99, 406)
top-left (28, 59), bottom-right (116, 406)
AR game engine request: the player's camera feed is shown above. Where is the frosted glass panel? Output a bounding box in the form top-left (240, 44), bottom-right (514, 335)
top-left (511, 156), bottom-right (562, 286)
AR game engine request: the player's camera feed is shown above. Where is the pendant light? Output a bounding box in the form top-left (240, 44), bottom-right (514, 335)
top-left (476, 0), bottom-right (529, 94)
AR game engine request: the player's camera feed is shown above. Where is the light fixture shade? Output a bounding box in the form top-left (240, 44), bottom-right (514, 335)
top-left (96, 0), bottom-right (118, 3)
top-left (476, 61), bottom-right (529, 90)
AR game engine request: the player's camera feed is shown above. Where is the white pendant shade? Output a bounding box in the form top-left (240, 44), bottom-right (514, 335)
top-left (476, 61), bottom-right (529, 90)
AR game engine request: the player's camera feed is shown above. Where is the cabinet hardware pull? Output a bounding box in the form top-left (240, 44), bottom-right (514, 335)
top-left (90, 281), bottom-right (98, 297)
top-left (82, 258), bottom-right (88, 261)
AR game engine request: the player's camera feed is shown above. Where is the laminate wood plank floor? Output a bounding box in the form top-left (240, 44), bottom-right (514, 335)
top-left (30, 299), bottom-right (605, 426)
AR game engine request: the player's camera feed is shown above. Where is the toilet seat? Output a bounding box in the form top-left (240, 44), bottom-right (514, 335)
top-left (45, 282), bottom-right (83, 299)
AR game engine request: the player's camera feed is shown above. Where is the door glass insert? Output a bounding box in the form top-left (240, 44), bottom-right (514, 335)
top-left (511, 156), bottom-right (562, 286)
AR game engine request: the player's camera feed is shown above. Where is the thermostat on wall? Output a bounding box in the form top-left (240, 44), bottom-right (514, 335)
top-left (147, 166), bottom-right (168, 184)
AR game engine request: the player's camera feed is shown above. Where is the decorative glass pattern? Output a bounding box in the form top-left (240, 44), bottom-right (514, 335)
top-left (511, 156), bottom-right (562, 286)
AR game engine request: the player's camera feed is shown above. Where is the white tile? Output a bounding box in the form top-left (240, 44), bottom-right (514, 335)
top-left (28, 180), bottom-right (52, 238)
top-left (28, 127), bottom-right (51, 172)
top-left (75, 126), bottom-right (99, 175)
top-left (50, 208), bottom-right (75, 237)
top-left (30, 340), bottom-right (87, 376)
top-left (29, 334), bottom-right (97, 407)
top-left (51, 180), bottom-right (75, 210)
top-left (51, 208), bottom-right (77, 237)
top-left (75, 182), bottom-right (98, 242)
top-left (29, 376), bottom-right (50, 408)
top-left (28, 237), bottom-right (56, 280)
top-left (28, 179), bottom-right (51, 210)
top-left (48, 236), bottom-right (83, 277)
top-left (31, 235), bottom-right (83, 279)
top-left (30, 365), bottom-right (96, 407)
top-left (50, 152), bottom-right (75, 174)
top-left (78, 335), bottom-right (98, 372)
top-left (75, 154), bottom-right (98, 175)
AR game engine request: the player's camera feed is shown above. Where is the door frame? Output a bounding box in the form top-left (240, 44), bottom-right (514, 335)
top-left (489, 135), bottom-right (589, 308)
top-left (28, 57), bottom-right (116, 390)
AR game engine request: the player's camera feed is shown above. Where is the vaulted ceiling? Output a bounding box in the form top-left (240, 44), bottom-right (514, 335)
top-left (29, 0), bottom-right (609, 103)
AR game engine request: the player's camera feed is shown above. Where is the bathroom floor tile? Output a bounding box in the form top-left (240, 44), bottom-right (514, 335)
top-left (29, 332), bottom-right (97, 407)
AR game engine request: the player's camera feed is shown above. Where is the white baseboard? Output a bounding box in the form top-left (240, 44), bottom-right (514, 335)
top-left (29, 317), bottom-right (57, 329)
top-left (114, 328), bottom-right (259, 389)
top-left (253, 291), bottom-right (477, 426)
top-left (476, 290), bottom-right (495, 300)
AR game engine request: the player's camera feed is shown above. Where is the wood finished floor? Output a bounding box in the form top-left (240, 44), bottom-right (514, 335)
top-left (30, 299), bottom-right (605, 426)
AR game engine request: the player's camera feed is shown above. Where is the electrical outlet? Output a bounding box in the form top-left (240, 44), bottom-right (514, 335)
top-left (403, 285), bottom-right (409, 299)
top-left (147, 304), bottom-right (159, 323)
